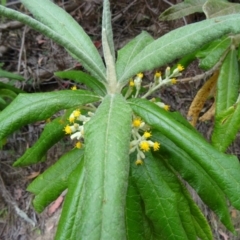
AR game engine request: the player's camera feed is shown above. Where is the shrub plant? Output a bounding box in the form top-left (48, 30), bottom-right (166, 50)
top-left (1, 0), bottom-right (240, 239)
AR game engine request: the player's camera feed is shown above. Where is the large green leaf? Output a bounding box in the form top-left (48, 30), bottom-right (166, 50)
top-left (27, 149), bottom-right (84, 213)
top-left (131, 152), bottom-right (192, 239)
top-left (152, 131), bottom-right (234, 232)
top-left (211, 48), bottom-right (240, 151)
top-left (203, 0), bottom-right (240, 18)
top-left (128, 98), bottom-right (240, 210)
top-left (54, 70), bottom-right (106, 96)
top-left (118, 14), bottom-right (240, 85)
top-left (125, 177), bottom-right (153, 240)
top-left (116, 31), bottom-right (154, 81)
top-left (159, 0), bottom-right (206, 21)
top-left (0, 90), bottom-right (100, 141)
top-left (152, 153), bottom-right (213, 239)
top-left (13, 117), bottom-right (67, 167)
top-left (77, 94), bottom-right (132, 239)
top-left (0, 3), bottom-right (106, 83)
top-left (55, 159), bottom-right (85, 240)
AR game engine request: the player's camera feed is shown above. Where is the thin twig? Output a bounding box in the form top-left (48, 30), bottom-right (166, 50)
top-left (17, 25), bottom-right (27, 73)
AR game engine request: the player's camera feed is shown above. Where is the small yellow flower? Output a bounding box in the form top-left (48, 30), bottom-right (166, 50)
top-left (129, 78), bottom-right (135, 87)
top-left (143, 131), bottom-right (152, 139)
top-left (132, 118), bottom-right (142, 128)
top-left (140, 141), bottom-right (150, 152)
top-left (177, 64), bottom-right (184, 71)
top-left (71, 85), bottom-right (77, 90)
top-left (73, 110), bottom-right (81, 117)
top-left (153, 142), bottom-right (160, 151)
top-left (154, 71), bottom-right (161, 78)
top-left (137, 72), bottom-right (144, 79)
top-left (171, 78), bottom-right (177, 84)
top-left (46, 118), bottom-right (51, 123)
top-left (75, 141), bottom-right (82, 149)
top-left (164, 105), bottom-right (170, 111)
top-left (135, 159), bottom-right (144, 165)
top-left (69, 115), bottom-right (75, 123)
top-left (64, 125), bottom-right (72, 134)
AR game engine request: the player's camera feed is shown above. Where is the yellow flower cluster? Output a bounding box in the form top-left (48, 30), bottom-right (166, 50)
top-left (130, 116), bottom-right (160, 165)
top-left (64, 109), bottom-right (94, 149)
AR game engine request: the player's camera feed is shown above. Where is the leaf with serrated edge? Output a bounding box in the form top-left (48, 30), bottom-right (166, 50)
top-left (55, 159), bottom-right (85, 240)
top-left (128, 98), bottom-right (240, 210)
top-left (119, 14), bottom-right (240, 84)
top-left (77, 94), bottom-right (132, 239)
top-left (159, 0), bottom-right (206, 21)
top-left (0, 5), bottom-right (106, 83)
top-left (27, 149), bottom-right (84, 213)
top-left (152, 131), bottom-right (234, 232)
top-left (0, 90), bottom-right (100, 141)
top-left (116, 31), bottom-right (154, 81)
top-left (13, 117), bottom-right (66, 167)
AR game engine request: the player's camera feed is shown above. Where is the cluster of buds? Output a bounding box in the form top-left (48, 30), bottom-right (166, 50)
top-left (64, 109), bottom-right (94, 149)
top-left (130, 116), bottom-right (160, 165)
top-left (127, 64), bottom-right (184, 99)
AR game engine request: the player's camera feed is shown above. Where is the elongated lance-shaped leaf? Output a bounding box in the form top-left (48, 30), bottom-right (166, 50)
top-left (0, 89), bottom-right (17, 100)
top-left (102, 0), bottom-right (115, 62)
top-left (55, 159), bottom-right (85, 240)
top-left (203, 0), bottom-right (240, 19)
top-left (54, 70), bottom-right (106, 96)
top-left (0, 90), bottom-right (100, 141)
top-left (0, 68), bottom-right (25, 81)
top-left (131, 152), bottom-right (190, 239)
top-left (152, 131), bottom-right (234, 232)
top-left (151, 153), bottom-right (213, 239)
top-left (159, 0), bottom-right (206, 21)
top-left (116, 31), bottom-right (154, 81)
top-left (125, 176), bottom-right (154, 240)
top-left (211, 48), bottom-right (240, 151)
top-left (77, 94), bottom-right (132, 239)
top-left (0, 82), bottom-right (25, 94)
top-left (0, 5), bottom-right (106, 83)
top-left (118, 14), bottom-right (240, 85)
top-left (13, 117), bottom-right (67, 167)
top-left (128, 98), bottom-right (240, 210)
top-left (27, 149), bottom-right (84, 213)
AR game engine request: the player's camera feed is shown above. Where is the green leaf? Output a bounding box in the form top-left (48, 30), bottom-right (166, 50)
top-left (128, 98), bottom-right (240, 210)
top-left (0, 3), bottom-right (106, 83)
top-left (116, 31), bottom-right (154, 81)
top-left (55, 159), bottom-right (85, 240)
top-left (0, 88), bottom-right (17, 100)
top-left (118, 14), bottom-right (240, 84)
top-left (159, 0), bottom-right (206, 21)
top-left (197, 36), bottom-right (231, 70)
top-left (125, 177), bottom-right (153, 240)
top-left (152, 153), bottom-right (213, 239)
top-left (0, 68), bottom-right (25, 81)
top-left (13, 117), bottom-right (67, 167)
top-left (211, 48), bottom-right (240, 151)
top-left (0, 90), bottom-right (100, 141)
top-left (102, 0), bottom-right (115, 62)
top-left (54, 70), bottom-right (106, 96)
top-left (152, 131), bottom-right (234, 232)
top-left (27, 148), bottom-right (84, 213)
top-left (0, 82), bottom-right (25, 93)
top-left (77, 94), bottom-right (132, 239)
top-left (131, 152), bottom-right (191, 239)
top-left (203, 0), bottom-right (240, 18)
top-left (216, 48), bottom-right (239, 113)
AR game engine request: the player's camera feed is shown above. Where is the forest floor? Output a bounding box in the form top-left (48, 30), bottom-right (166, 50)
top-left (1, 0), bottom-right (240, 239)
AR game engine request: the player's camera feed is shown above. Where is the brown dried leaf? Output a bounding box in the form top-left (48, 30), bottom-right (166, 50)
top-left (187, 71), bottom-right (218, 126)
top-left (199, 102), bottom-right (215, 122)
top-left (48, 195), bottom-right (64, 216)
top-left (26, 171), bottom-right (40, 180)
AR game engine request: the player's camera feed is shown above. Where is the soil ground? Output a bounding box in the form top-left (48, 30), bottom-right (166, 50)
top-left (1, 0), bottom-right (240, 239)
